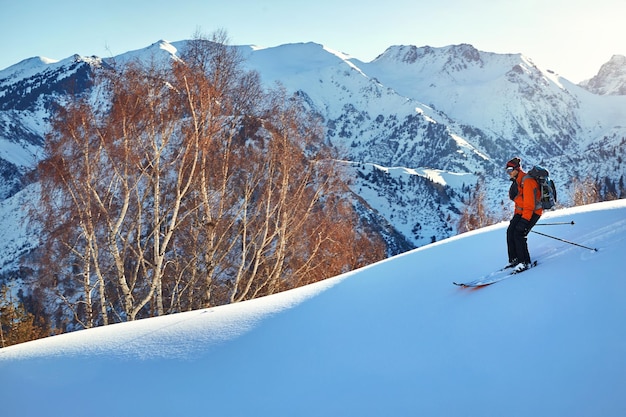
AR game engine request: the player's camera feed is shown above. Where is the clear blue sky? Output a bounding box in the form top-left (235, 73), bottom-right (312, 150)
top-left (1, 0), bottom-right (624, 82)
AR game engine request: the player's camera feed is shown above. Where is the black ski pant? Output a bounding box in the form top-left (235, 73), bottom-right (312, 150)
top-left (507, 213), bottom-right (540, 264)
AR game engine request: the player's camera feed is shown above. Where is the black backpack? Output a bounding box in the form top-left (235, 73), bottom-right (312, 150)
top-left (524, 165), bottom-right (557, 210)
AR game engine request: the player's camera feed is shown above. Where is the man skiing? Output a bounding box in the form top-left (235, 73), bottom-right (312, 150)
top-left (505, 157), bottom-right (542, 272)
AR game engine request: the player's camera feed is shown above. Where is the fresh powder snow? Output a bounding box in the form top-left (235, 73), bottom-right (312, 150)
top-left (1, 201), bottom-right (625, 417)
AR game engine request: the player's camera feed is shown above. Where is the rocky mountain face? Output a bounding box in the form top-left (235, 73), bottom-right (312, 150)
top-left (1, 41), bottom-right (625, 273)
top-left (0, 55), bottom-right (95, 199)
top-left (242, 42), bottom-right (626, 248)
top-left (579, 55), bottom-right (626, 95)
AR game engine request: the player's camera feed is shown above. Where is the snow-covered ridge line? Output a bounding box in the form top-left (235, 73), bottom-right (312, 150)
top-left (1, 38), bottom-right (625, 261)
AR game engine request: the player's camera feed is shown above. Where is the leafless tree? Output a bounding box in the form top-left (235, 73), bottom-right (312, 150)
top-left (570, 177), bottom-right (600, 206)
top-left (33, 30), bottom-right (385, 331)
top-left (457, 179), bottom-right (503, 233)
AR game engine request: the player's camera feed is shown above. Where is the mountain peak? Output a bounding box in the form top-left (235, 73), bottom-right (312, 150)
top-left (0, 56), bottom-right (57, 78)
top-left (579, 54), bottom-right (626, 95)
top-left (375, 43), bottom-right (481, 65)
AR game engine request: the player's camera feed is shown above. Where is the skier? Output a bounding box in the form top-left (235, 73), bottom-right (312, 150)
top-left (505, 157), bottom-right (542, 272)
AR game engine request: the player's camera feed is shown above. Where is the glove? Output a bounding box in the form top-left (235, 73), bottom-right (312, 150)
top-left (508, 180), bottom-right (518, 201)
top-left (515, 218), bottom-right (530, 236)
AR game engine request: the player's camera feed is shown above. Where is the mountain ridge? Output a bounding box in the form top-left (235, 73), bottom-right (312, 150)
top-left (579, 54), bottom-right (626, 95)
top-left (0, 39), bottom-right (625, 269)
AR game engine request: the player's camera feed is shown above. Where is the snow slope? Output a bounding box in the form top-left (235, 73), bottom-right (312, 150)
top-left (1, 201), bottom-right (625, 417)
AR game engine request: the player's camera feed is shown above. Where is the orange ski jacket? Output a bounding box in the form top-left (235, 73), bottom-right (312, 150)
top-left (513, 168), bottom-right (543, 221)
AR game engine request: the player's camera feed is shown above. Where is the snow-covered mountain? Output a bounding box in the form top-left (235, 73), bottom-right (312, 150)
top-left (0, 54), bottom-right (94, 201)
top-left (1, 200), bottom-right (625, 417)
top-left (1, 40), bottom-right (625, 272)
top-left (579, 54), bottom-right (626, 95)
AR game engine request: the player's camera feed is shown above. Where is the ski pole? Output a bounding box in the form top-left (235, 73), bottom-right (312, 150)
top-left (535, 221), bottom-right (575, 226)
top-left (530, 230), bottom-right (598, 251)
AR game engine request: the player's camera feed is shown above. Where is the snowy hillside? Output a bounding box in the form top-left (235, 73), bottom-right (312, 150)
top-left (1, 200), bottom-right (625, 417)
top-left (0, 183), bottom-right (39, 271)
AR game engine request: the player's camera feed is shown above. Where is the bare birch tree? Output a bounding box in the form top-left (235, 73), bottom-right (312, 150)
top-left (457, 179), bottom-right (503, 233)
top-left (570, 177), bottom-right (600, 206)
top-left (34, 30), bottom-right (385, 331)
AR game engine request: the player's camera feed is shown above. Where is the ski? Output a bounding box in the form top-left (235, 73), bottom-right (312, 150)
top-left (453, 261), bottom-right (538, 288)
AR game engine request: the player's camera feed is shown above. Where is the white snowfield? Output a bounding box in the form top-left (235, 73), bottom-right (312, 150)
top-left (1, 200), bottom-right (625, 417)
